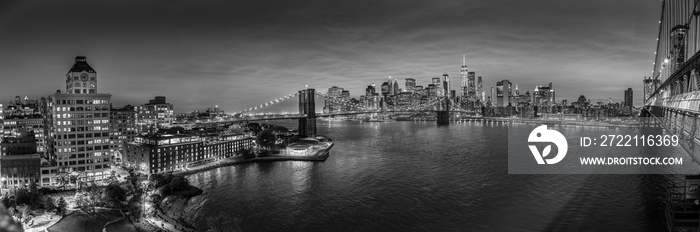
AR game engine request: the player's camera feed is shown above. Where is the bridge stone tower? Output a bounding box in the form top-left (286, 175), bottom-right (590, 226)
top-left (437, 96), bottom-right (450, 125)
top-left (298, 88), bottom-right (317, 137)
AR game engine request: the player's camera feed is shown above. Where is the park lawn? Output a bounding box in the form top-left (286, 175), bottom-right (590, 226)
top-left (46, 209), bottom-right (122, 232)
top-left (24, 211), bottom-right (60, 232)
top-left (104, 217), bottom-right (137, 232)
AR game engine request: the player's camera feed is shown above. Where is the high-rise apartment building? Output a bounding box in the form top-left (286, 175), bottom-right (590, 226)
top-left (136, 96), bottom-right (174, 132)
top-left (624, 88), bottom-right (633, 110)
top-left (48, 56), bottom-right (113, 183)
top-left (110, 105), bottom-right (136, 163)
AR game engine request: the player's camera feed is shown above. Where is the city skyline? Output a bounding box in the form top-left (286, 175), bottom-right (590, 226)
top-left (0, 0), bottom-right (657, 112)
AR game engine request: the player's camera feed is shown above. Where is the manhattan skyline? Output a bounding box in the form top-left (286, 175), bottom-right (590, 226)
top-left (0, 0), bottom-right (657, 112)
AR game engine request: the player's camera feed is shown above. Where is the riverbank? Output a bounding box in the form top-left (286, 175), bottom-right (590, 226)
top-left (173, 145), bottom-right (332, 177)
top-left (449, 117), bottom-right (657, 128)
top-left (46, 209), bottom-right (123, 232)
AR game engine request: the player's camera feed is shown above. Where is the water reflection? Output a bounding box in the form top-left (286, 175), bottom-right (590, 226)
top-left (181, 121), bottom-right (692, 231)
top-left (290, 161), bottom-right (311, 194)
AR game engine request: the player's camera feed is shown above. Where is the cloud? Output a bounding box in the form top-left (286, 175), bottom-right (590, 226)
top-left (0, 0), bottom-right (660, 112)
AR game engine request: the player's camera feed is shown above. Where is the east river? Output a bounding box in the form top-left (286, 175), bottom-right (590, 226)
top-left (180, 121), bottom-right (699, 231)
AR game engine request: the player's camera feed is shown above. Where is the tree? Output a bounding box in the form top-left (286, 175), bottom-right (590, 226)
top-left (240, 148), bottom-right (255, 159)
top-left (20, 206), bottom-right (30, 225)
top-left (256, 129), bottom-right (277, 151)
top-left (106, 170), bottom-right (119, 185)
top-left (14, 188), bottom-right (30, 206)
top-left (44, 196), bottom-right (56, 214)
top-left (168, 176), bottom-right (189, 192)
top-left (27, 181), bottom-right (41, 209)
top-left (1, 194), bottom-right (9, 208)
top-left (56, 172), bottom-right (69, 190)
top-left (104, 183), bottom-right (127, 207)
top-left (81, 183), bottom-right (102, 212)
top-left (28, 181), bottom-right (37, 193)
top-left (56, 197), bottom-right (67, 216)
top-left (149, 173), bottom-right (170, 188)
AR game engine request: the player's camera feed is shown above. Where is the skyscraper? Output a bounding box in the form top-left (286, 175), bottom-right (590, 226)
top-left (388, 77), bottom-right (395, 95)
top-left (460, 55), bottom-right (468, 97)
top-left (442, 74), bottom-right (450, 97)
top-left (381, 82), bottom-right (390, 96)
top-left (405, 78), bottom-right (416, 93)
top-left (624, 88), bottom-right (633, 110)
top-left (393, 79), bottom-right (400, 95)
top-left (433, 77), bottom-right (443, 97)
top-left (49, 56), bottom-right (113, 184)
top-left (365, 83), bottom-right (379, 110)
top-left (467, 72), bottom-right (476, 98)
top-left (366, 83), bottom-right (376, 96)
top-left (325, 86), bottom-right (345, 113)
top-left (496, 80), bottom-right (511, 107)
top-left (477, 76), bottom-right (483, 101)
top-left (533, 83), bottom-right (555, 106)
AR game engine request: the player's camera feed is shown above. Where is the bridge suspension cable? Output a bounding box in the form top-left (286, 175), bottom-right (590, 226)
top-left (314, 92), bottom-right (372, 111)
top-left (236, 92), bottom-right (299, 115)
top-left (652, 0), bottom-right (699, 82)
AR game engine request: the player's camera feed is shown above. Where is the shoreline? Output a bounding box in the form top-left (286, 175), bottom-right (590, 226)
top-left (173, 146), bottom-right (332, 177)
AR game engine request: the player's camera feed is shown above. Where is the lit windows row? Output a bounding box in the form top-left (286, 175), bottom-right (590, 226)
top-left (55, 126), bottom-right (109, 132)
top-left (56, 119), bottom-right (109, 126)
top-left (55, 106), bottom-right (109, 112)
top-left (56, 99), bottom-right (109, 105)
top-left (55, 139), bottom-right (110, 146)
top-left (56, 113), bottom-right (109, 119)
top-left (57, 147), bottom-right (109, 153)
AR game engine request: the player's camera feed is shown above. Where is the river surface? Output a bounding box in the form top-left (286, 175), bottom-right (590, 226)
top-left (181, 120), bottom-right (696, 231)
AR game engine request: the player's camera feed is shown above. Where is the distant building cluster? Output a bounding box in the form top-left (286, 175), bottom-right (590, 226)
top-left (313, 55), bottom-right (638, 119)
top-left (327, 55), bottom-right (487, 112)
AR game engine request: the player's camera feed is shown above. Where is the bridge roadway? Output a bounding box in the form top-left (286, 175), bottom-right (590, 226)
top-left (226, 110), bottom-right (479, 122)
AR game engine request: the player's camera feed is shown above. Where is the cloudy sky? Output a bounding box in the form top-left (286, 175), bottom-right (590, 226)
top-left (0, 0), bottom-right (659, 113)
